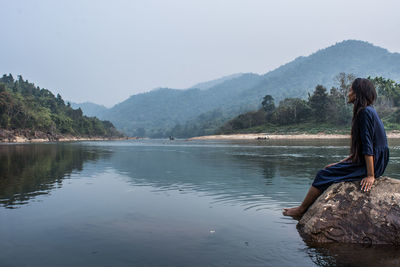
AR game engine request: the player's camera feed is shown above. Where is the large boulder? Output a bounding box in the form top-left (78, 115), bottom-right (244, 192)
top-left (297, 177), bottom-right (400, 245)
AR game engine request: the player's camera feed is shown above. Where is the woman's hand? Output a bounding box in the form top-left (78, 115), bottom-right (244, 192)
top-left (360, 176), bottom-right (375, 192)
top-left (361, 155), bottom-right (375, 192)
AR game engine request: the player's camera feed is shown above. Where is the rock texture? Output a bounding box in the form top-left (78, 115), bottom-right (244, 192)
top-left (297, 177), bottom-right (400, 245)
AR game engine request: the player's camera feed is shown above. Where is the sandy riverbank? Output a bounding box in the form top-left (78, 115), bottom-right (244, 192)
top-left (188, 131), bottom-right (400, 140)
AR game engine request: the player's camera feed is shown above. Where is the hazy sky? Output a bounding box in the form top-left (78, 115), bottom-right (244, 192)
top-left (1, 0), bottom-right (400, 107)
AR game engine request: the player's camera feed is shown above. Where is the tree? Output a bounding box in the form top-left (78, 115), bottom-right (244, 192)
top-left (262, 95), bottom-right (275, 121)
top-left (0, 83), bottom-right (5, 93)
top-left (328, 86), bottom-right (352, 125)
top-left (218, 109), bottom-right (266, 132)
top-left (369, 76), bottom-right (400, 107)
top-left (135, 128), bottom-right (146, 137)
top-left (262, 95), bottom-right (275, 112)
top-left (334, 73), bottom-right (355, 107)
top-left (1, 74), bottom-right (14, 84)
top-left (56, 93), bottom-right (65, 106)
top-left (274, 98), bottom-right (311, 124)
top-left (309, 85), bottom-right (329, 122)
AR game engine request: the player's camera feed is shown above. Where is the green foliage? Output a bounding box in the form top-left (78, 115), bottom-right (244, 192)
top-left (308, 85), bottom-right (329, 122)
top-left (334, 72), bottom-right (356, 107)
top-left (218, 109), bottom-right (266, 133)
top-left (368, 76), bottom-right (400, 107)
top-left (261, 95), bottom-right (275, 113)
top-left (0, 74), bottom-right (122, 137)
top-left (162, 109), bottom-right (231, 138)
top-left (274, 98), bottom-right (311, 125)
top-left (220, 75), bottom-right (400, 134)
top-left (387, 109), bottom-right (400, 124)
top-left (261, 95), bottom-right (275, 121)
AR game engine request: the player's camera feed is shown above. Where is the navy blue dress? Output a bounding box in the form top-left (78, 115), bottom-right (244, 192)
top-left (312, 106), bottom-right (389, 191)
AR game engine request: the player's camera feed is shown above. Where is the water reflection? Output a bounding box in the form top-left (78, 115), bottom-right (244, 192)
top-left (2, 140), bottom-right (400, 267)
top-left (2, 139), bottom-right (399, 212)
top-left (101, 139), bottom-right (400, 267)
top-left (83, 139), bottom-right (400, 212)
top-left (105, 140), bottom-right (355, 210)
top-left (0, 144), bottom-right (110, 208)
top-left (307, 243), bottom-right (400, 266)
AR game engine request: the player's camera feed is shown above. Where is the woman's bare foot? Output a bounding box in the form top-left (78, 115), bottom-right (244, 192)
top-left (283, 186), bottom-right (321, 219)
top-left (282, 206), bottom-right (306, 218)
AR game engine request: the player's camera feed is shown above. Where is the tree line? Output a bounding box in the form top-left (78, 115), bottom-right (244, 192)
top-left (0, 74), bottom-right (122, 137)
top-left (219, 74), bottom-right (400, 133)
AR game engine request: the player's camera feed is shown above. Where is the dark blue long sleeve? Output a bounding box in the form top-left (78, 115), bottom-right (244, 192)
top-left (359, 108), bottom-right (374, 156)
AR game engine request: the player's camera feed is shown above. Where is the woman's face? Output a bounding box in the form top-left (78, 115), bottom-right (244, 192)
top-left (348, 87), bottom-right (356, 103)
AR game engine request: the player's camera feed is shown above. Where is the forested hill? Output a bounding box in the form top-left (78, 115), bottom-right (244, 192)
top-left (189, 73), bottom-right (244, 90)
top-left (75, 40), bottom-right (400, 138)
top-left (101, 73), bottom-right (262, 136)
top-left (70, 101), bottom-right (108, 118)
top-left (245, 40), bottom-right (400, 102)
top-left (0, 74), bottom-right (122, 139)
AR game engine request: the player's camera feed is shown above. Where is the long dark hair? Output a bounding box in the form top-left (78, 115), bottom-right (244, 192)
top-left (350, 78), bottom-right (377, 163)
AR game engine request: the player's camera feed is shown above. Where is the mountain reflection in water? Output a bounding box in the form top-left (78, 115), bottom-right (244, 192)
top-left (0, 144), bottom-right (110, 208)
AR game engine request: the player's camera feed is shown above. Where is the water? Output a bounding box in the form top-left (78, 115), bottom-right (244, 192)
top-left (1, 139), bottom-right (400, 267)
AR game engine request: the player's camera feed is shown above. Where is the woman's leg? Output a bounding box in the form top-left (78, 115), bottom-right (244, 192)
top-left (283, 186), bottom-right (321, 217)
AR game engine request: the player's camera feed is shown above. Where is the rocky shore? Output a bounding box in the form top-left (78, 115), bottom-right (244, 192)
top-left (0, 129), bottom-right (132, 143)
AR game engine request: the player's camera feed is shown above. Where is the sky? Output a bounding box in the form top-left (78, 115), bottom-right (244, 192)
top-left (1, 0), bottom-right (400, 107)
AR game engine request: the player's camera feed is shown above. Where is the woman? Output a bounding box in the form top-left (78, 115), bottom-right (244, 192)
top-left (283, 78), bottom-right (389, 217)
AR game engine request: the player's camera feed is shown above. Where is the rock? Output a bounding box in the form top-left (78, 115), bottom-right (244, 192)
top-left (297, 177), bottom-right (400, 245)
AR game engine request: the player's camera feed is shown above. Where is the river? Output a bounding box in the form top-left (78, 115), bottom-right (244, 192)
top-left (1, 139), bottom-right (400, 266)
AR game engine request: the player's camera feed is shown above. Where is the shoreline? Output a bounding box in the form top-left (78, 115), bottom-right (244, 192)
top-left (188, 131), bottom-right (400, 140)
top-left (0, 129), bottom-right (137, 144)
top-left (3, 131), bottom-right (400, 143)
top-left (0, 136), bottom-right (138, 144)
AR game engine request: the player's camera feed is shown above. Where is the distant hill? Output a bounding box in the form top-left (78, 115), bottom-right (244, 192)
top-left (102, 73), bottom-right (262, 136)
top-left (84, 40), bottom-right (400, 137)
top-left (189, 73), bottom-right (244, 90)
top-left (70, 101), bottom-right (108, 118)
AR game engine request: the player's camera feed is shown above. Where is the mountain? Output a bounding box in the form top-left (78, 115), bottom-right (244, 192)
top-left (97, 40), bottom-right (400, 137)
top-left (102, 73), bottom-right (262, 136)
top-left (189, 73), bottom-right (244, 90)
top-left (70, 101), bottom-right (108, 118)
top-left (245, 40), bottom-right (400, 102)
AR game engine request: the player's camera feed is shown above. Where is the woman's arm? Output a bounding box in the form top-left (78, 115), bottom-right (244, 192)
top-left (324, 155), bottom-right (352, 169)
top-left (360, 155), bottom-right (375, 192)
top-left (339, 155), bottom-right (352, 163)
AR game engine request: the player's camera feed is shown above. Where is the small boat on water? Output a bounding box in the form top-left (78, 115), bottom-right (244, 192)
top-left (169, 136), bottom-right (175, 140)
